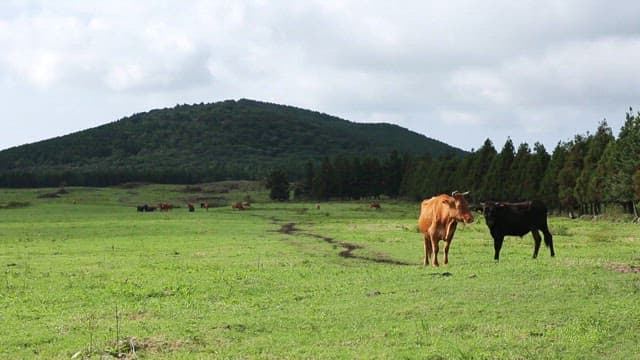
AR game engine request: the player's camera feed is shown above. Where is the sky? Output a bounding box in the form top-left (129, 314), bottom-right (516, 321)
top-left (1, 1), bottom-right (639, 153)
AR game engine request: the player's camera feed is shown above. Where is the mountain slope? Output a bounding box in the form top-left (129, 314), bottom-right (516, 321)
top-left (0, 99), bottom-right (465, 186)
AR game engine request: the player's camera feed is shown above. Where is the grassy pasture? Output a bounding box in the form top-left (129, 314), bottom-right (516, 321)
top-left (1, 185), bottom-right (639, 359)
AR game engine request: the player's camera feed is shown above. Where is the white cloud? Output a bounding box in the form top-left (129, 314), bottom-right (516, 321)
top-left (440, 110), bottom-right (484, 126)
top-left (104, 64), bottom-right (145, 91)
top-left (0, 4), bottom-right (214, 92)
top-left (447, 69), bottom-right (512, 106)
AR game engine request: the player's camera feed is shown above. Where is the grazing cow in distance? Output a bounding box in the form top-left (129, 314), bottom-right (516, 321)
top-left (159, 203), bottom-right (173, 211)
top-left (370, 202), bottom-right (381, 209)
top-left (188, 203), bottom-right (195, 212)
top-left (232, 202), bottom-right (245, 210)
top-left (136, 204), bottom-right (156, 212)
top-left (200, 202), bottom-right (209, 211)
top-left (481, 200), bottom-right (555, 261)
top-left (418, 191), bottom-right (474, 266)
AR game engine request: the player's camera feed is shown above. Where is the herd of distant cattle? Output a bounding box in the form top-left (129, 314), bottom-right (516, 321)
top-left (137, 201), bottom-right (251, 213)
top-left (136, 192), bottom-right (555, 265)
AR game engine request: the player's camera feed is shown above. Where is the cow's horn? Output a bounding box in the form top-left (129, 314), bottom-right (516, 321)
top-left (451, 190), bottom-right (459, 196)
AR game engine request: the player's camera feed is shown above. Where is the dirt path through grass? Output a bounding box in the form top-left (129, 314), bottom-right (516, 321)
top-left (277, 222), bottom-right (412, 265)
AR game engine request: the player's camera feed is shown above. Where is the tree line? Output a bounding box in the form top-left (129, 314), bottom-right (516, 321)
top-left (275, 109), bottom-right (640, 217)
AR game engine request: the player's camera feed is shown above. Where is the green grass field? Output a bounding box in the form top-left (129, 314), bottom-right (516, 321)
top-left (1, 184), bottom-right (639, 359)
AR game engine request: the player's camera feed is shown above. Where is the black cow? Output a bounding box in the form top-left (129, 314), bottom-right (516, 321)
top-left (136, 204), bottom-right (156, 212)
top-left (481, 200), bottom-right (555, 261)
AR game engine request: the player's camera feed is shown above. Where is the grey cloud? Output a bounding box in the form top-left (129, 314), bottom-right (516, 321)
top-left (0, 0), bottom-right (639, 152)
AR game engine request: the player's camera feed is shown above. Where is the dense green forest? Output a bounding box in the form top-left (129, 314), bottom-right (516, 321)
top-left (0, 99), bottom-right (463, 187)
top-left (295, 109), bottom-right (640, 216)
top-left (2, 99), bottom-right (639, 216)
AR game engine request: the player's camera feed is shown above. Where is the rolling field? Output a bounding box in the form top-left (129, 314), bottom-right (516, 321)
top-left (1, 185), bottom-right (639, 359)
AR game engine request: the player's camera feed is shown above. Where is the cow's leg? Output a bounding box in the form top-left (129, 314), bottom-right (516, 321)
top-left (540, 223), bottom-right (555, 257)
top-left (531, 229), bottom-right (542, 259)
top-left (432, 240), bottom-right (440, 267)
top-left (443, 239), bottom-right (451, 265)
top-left (443, 221), bottom-right (456, 265)
top-left (423, 234), bottom-right (431, 266)
top-left (493, 235), bottom-right (504, 261)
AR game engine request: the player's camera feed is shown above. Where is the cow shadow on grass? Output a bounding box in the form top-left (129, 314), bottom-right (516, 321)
top-left (276, 222), bottom-right (413, 266)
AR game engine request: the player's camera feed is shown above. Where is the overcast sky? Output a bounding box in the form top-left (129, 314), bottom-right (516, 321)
top-left (1, 1), bottom-right (639, 153)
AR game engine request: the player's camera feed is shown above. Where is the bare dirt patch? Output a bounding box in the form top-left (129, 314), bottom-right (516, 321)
top-left (278, 222), bottom-right (412, 266)
top-left (278, 223), bottom-right (298, 234)
top-left (127, 311), bottom-right (148, 321)
top-left (607, 263), bottom-right (640, 273)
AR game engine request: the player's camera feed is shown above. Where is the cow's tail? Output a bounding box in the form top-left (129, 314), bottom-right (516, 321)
top-left (542, 224), bottom-right (553, 248)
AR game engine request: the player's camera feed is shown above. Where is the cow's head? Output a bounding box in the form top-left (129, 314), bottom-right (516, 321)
top-left (451, 191), bottom-right (474, 224)
top-left (480, 201), bottom-right (503, 228)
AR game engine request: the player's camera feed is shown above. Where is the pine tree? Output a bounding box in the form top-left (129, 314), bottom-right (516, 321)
top-left (539, 142), bottom-right (568, 210)
top-left (578, 120), bottom-right (614, 214)
top-left (481, 138), bottom-right (515, 201)
top-left (333, 156), bottom-right (351, 199)
top-left (604, 109), bottom-right (640, 211)
top-left (418, 155), bottom-right (437, 198)
top-left (349, 157), bottom-right (362, 200)
top-left (572, 135), bottom-right (593, 214)
top-left (468, 139), bottom-right (497, 201)
top-left (302, 161), bottom-right (314, 198)
top-left (528, 142), bottom-right (550, 200)
top-left (383, 150), bottom-right (404, 198)
top-left (266, 169), bottom-right (290, 201)
top-left (400, 154), bottom-right (433, 200)
top-left (362, 158), bottom-right (383, 198)
top-left (633, 169), bottom-right (640, 206)
top-left (312, 157), bottom-right (333, 200)
top-left (511, 142), bottom-right (532, 201)
top-left (557, 135), bottom-right (589, 214)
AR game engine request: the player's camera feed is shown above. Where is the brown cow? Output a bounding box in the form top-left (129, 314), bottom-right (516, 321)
top-left (231, 202), bottom-right (245, 210)
top-left (369, 202), bottom-right (381, 209)
top-left (159, 203), bottom-right (173, 211)
top-left (418, 191), bottom-right (474, 266)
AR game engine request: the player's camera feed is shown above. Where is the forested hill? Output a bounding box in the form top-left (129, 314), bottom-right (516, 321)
top-left (0, 99), bottom-right (465, 187)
